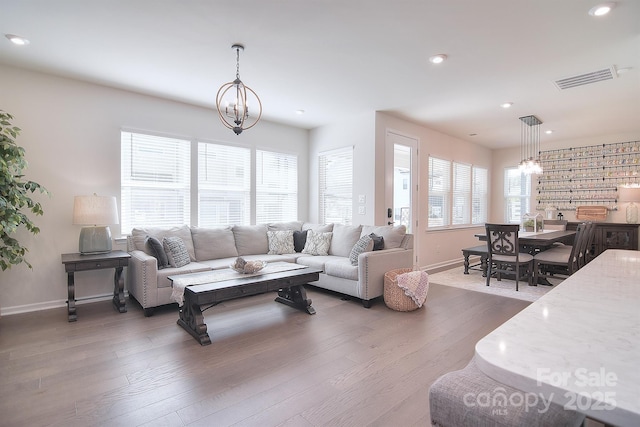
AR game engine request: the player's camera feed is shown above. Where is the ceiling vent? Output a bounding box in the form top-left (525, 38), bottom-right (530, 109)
top-left (554, 67), bottom-right (616, 90)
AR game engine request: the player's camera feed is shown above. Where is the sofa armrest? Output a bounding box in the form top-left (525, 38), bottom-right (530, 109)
top-left (358, 248), bottom-right (414, 301)
top-left (126, 249), bottom-right (159, 310)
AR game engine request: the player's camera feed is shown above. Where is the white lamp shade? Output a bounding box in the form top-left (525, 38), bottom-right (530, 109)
top-left (618, 186), bottom-right (640, 203)
top-left (73, 195), bottom-right (119, 225)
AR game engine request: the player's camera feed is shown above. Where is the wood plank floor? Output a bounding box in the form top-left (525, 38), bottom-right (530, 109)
top-left (0, 284), bottom-right (530, 426)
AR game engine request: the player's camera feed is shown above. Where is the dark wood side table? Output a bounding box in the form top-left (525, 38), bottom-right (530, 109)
top-left (61, 250), bottom-right (131, 322)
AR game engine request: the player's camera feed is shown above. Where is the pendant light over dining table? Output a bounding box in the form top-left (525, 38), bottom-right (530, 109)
top-left (518, 115), bottom-right (543, 175)
top-left (216, 44), bottom-right (262, 135)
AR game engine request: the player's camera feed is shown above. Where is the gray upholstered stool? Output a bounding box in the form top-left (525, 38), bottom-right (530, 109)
top-left (429, 357), bottom-right (585, 427)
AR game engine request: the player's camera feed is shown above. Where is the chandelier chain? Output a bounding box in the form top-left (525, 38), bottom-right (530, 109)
top-left (235, 47), bottom-right (241, 80)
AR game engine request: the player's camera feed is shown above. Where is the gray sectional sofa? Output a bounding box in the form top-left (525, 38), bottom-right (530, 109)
top-left (126, 221), bottom-right (414, 315)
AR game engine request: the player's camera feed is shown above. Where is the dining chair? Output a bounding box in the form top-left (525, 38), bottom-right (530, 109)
top-left (532, 223), bottom-right (587, 283)
top-left (485, 223), bottom-right (534, 291)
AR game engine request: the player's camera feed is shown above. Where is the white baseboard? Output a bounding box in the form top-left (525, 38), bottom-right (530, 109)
top-left (423, 258), bottom-right (464, 274)
top-left (1, 292), bottom-right (129, 316)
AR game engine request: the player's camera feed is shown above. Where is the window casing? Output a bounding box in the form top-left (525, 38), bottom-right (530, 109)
top-left (120, 131), bottom-right (298, 233)
top-left (504, 167), bottom-right (531, 223)
top-left (319, 147), bottom-right (353, 225)
top-left (428, 156), bottom-right (488, 228)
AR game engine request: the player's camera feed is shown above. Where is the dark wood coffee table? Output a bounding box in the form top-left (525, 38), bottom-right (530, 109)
top-left (168, 266), bottom-right (321, 345)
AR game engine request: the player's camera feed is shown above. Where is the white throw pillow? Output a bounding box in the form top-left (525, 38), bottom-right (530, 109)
top-left (302, 230), bottom-right (333, 256)
top-left (267, 230), bottom-right (296, 255)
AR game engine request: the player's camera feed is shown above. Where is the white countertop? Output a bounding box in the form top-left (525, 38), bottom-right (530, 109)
top-left (475, 249), bottom-right (640, 427)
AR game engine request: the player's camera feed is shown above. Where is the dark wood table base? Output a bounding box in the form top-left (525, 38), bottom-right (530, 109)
top-left (173, 268), bottom-right (321, 345)
top-left (61, 251), bottom-right (130, 322)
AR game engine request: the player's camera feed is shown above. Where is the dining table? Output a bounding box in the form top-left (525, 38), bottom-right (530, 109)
top-left (475, 229), bottom-right (576, 254)
top-left (474, 249), bottom-right (640, 426)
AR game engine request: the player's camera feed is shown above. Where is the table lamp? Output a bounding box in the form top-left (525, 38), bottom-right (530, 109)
top-left (618, 185), bottom-right (640, 224)
top-left (72, 194), bottom-right (119, 254)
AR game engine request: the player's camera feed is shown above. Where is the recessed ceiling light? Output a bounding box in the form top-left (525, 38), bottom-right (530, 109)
top-left (295, 109), bottom-right (305, 115)
top-left (429, 54), bottom-right (447, 64)
top-left (501, 102), bottom-right (513, 109)
top-left (5, 34), bottom-right (30, 46)
top-left (545, 130), bottom-right (554, 134)
top-left (588, 2), bottom-right (615, 16)
top-left (616, 67), bottom-right (632, 75)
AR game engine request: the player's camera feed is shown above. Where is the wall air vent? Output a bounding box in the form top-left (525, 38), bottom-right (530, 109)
top-left (554, 67), bottom-right (616, 90)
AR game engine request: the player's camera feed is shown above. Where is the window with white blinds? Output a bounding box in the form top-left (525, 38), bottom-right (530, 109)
top-left (256, 150), bottom-right (298, 224)
top-left (198, 142), bottom-right (251, 227)
top-left (504, 167), bottom-right (531, 223)
top-left (428, 156), bottom-right (488, 228)
top-left (120, 132), bottom-right (191, 233)
top-left (452, 162), bottom-right (471, 225)
top-left (472, 166), bottom-right (488, 224)
top-left (319, 147), bottom-right (353, 225)
top-left (428, 157), bottom-right (450, 227)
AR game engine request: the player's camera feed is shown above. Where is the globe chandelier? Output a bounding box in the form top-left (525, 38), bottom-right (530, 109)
top-left (518, 115), bottom-right (543, 175)
top-left (216, 44), bottom-right (262, 135)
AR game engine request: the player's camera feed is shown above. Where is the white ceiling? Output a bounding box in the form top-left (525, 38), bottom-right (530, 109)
top-left (1, 0), bottom-right (639, 149)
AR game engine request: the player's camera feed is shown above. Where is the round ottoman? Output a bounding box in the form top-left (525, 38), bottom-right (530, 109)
top-left (384, 268), bottom-right (418, 311)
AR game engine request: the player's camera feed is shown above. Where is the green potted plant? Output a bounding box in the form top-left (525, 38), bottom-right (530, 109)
top-left (0, 110), bottom-right (48, 270)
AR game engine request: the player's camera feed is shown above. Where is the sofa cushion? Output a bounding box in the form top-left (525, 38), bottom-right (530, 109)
top-left (302, 223), bottom-right (334, 232)
top-left (361, 225), bottom-right (406, 249)
top-left (369, 233), bottom-right (384, 251)
top-left (232, 224), bottom-right (269, 255)
top-left (325, 258), bottom-right (359, 281)
top-left (349, 234), bottom-right (373, 265)
top-left (329, 224), bottom-right (362, 257)
top-left (267, 230), bottom-right (296, 255)
top-left (156, 262), bottom-right (212, 288)
top-left (296, 255), bottom-right (341, 272)
top-left (267, 221), bottom-right (303, 231)
top-left (191, 226), bottom-right (238, 261)
top-left (293, 230), bottom-right (308, 252)
top-left (145, 236), bottom-right (170, 269)
top-left (302, 230), bottom-right (332, 256)
top-left (162, 236), bottom-right (191, 268)
top-left (132, 225), bottom-right (196, 261)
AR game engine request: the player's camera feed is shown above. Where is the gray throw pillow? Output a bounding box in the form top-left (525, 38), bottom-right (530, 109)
top-left (369, 233), bottom-right (384, 251)
top-left (146, 235), bottom-right (169, 269)
top-left (162, 236), bottom-right (191, 268)
top-left (349, 234), bottom-right (374, 265)
top-left (293, 230), bottom-right (308, 252)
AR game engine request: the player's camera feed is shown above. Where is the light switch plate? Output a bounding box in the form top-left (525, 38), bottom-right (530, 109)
top-left (358, 195), bottom-right (366, 203)
top-left (358, 206), bottom-right (366, 215)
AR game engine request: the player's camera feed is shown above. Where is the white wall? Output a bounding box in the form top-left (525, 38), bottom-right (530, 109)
top-left (0, 65), bottom-right (309, 314)
top-left (492, 133), bottom-right (640, 224)
top-left (308, 112), bottom-right (376, 224)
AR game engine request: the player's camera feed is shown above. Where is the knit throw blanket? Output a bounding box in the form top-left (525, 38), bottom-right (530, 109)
top-left (396, 270), bottom-right (429, 308)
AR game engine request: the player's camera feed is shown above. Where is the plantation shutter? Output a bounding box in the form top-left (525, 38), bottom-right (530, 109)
top-left (319, 147), bottom-right (353, 225)
top-left (452, 162), bottom-right (471, 225)
top-left (198, 142), bottom-right (251, 227)
top-left (256, 150), bottom-right (298, 224)
top-left (472, 166), bottom-right (488, 224)
top-left (428, 157), bottom-right (450, 227)
top-left (120, 131), bottom-right (190, 233)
